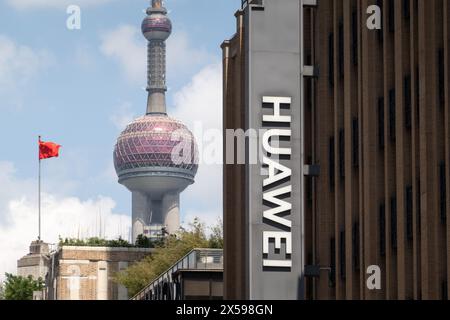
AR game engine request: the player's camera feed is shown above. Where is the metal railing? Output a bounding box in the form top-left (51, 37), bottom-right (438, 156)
top-left (131, 248), bottom-right (223, 300)
top-left (242, 0), bottom-right (263, 9)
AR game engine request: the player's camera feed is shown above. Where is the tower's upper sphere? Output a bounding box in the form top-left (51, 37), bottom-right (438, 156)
top-left (114, 115), bottom-right (198, 191)
top-left (142, 11), bottom-right (172, 41)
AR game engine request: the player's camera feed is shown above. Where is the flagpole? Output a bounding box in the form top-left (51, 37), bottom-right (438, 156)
top-left (38, 135), bottom-right (41, 241)
top-left (37, 137), bottom-right (61, 242)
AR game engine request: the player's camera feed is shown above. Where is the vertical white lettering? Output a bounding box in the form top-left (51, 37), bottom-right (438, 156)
top-left (263, 186), bottom-right (292, 228)
top-left (263, 232), bottom-right (292, 268)
top-left (262, 96), bottom-right (292, 123)
top-left (263, 156), bottom-right (292, 187)
top-left (262, 129), bottom-right (292, 155)
top-left (261, 96), bottom-right (293, 270)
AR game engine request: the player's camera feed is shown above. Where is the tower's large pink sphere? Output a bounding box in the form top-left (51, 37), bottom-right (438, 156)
top-left (114, 115), bottom-right (198, 185)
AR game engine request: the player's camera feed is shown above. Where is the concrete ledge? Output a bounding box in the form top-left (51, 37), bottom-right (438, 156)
top-left (61, 246), bottom-right (154, 253)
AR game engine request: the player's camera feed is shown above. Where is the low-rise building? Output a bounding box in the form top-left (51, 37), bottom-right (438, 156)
top-left (46, 246), bottom-right (153, 300)
top-left (132, 248), bottom-right (223, 300)
top-left (17, 240), bottom-right (54, 281)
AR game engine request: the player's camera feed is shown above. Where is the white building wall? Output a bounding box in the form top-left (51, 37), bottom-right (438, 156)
top-left (97, 261), bottom-right (108, 300)
top-left (66, 265), bottom-right (81, 300)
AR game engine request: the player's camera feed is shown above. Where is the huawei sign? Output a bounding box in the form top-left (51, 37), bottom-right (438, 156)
top-left (261, 96), bottom-right (293, 269)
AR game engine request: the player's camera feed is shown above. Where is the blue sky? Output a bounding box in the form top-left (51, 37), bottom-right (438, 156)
top-left (0, 0), bottom-right (239, 277)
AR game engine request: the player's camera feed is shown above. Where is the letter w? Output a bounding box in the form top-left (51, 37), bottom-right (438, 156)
top-left (263, 186), bottom-right (292, 228)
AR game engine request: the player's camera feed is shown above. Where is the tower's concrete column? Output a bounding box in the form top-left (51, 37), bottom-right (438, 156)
top-left (132, 191), bottom-right (172, 242)
top-left (132, 192), bottom-right (149, 242)
top-left (162, 192), bottom-right (180, 235)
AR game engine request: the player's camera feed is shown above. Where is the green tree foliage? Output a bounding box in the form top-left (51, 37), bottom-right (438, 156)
top-left (115, 218), bottom-right (223, 297)
top-left (208, 218), bottom-right (224, 249)
top-left (135, 234), bottom-right (164, 248)
top-left (3, 274), bottom-right (44, 300)
top-left (58, 235), bottom-right (165, 249)
top-left (0, 283), bottom-right (4, 300)
top-left (59, 237), bottom-right (135, 248)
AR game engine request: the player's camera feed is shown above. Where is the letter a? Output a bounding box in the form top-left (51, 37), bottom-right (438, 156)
top-left (366, 265), bottom-right (382, 290)
top-left (67, 5), bottom-right (81, 30)
top-left (366, 5), bottom-right (381, 30)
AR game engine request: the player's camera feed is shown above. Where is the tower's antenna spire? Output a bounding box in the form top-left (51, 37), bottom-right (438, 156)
top-left (152, 0), bottom-right (162, 8)
top-left (142, 0), bottom-right (172, 114)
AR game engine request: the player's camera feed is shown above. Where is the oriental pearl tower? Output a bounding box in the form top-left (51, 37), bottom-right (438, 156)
top-left (114, 0), bottom-right (198, 242)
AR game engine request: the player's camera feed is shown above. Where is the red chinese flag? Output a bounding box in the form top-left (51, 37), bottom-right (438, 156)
top-left (39, 140), bottom-right (61, 160)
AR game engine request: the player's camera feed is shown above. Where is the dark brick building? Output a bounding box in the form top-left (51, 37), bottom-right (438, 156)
top-left (222, 0), bottom-right (449, 300)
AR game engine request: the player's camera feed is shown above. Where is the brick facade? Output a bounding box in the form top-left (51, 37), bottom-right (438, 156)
top-left (47, 246), bottom-right (152, 300)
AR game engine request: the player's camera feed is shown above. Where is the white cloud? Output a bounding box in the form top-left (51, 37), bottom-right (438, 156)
top-left (99, 25), bottom-right (215, 85)
top-left (73, 44), bottom-right (96, 69)
top-left (0, 162), bottom-right (35, 225)
top-left (0, 35), bottom-right (51, 110)
top-left (0, 35), bottom-right (50, 90)
top-left (171, 63), bottom-right (223, 227)
top-left (6, 0), bottom-right (114, 10)
top-left (100, 159), bottom-right (119, 184)
top-left (110, 101), bottom-right (136, 131)
top-left (166, 31), bottom-right (216, 79)
top-left (182, 209), bottom-right (222, 236)
top-left (0, 161), bottom-right (130, 280)
top-left (172, 63), bottom-right (222, 131)
top-left (100, 25), bottom-right (145, 84)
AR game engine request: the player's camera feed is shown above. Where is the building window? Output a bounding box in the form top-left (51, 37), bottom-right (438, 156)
top-left (305, 155), bottom-right (313, 204)
top-left (378, 97), bottom-right (385, 149)
top-left (406, 186), bottom-right (413, 241)
top-left (388, 0), bottom-right (395, 33)
top-left (329, 136), bottom-right (335, 191)
top-left (339, 23), bottom-right (344, 79)
top-left (329, 33), bottom-right (334, 88)
top-left (340, 230), bottom-right (346, 280)
top-left (339, 129), bottom-right (345, 181)
top-left (440, 162), bottom-right (447, 224)
top-left (438, 48), bottom-right (445, 107)
top-left (403, 0), bottom-right (410, 19)
top-left (379, 203), bottom-right (386, 257)
top-left (389, 89), bottom-right (396, 143)
top-left (330, 238), bottom-right (336, 287)
top-left (416, 68), bottom-right (420, 125)
top-left (404, 75), bottom-right (412, 129)
top-left (352, 117), bottom-right (359, 168)
top-left (377, 0), bottom-right (384, 43)
top-left (443, 281), bottom-right (448, 301)
top-left (417, 179), bottom-right (422, 235)
top-left (391, 197), bottom-right (398, 251)
top-left (352, 9), bottom-right (358, 66)
top-left (352, 222), bottom-right (360, 271)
